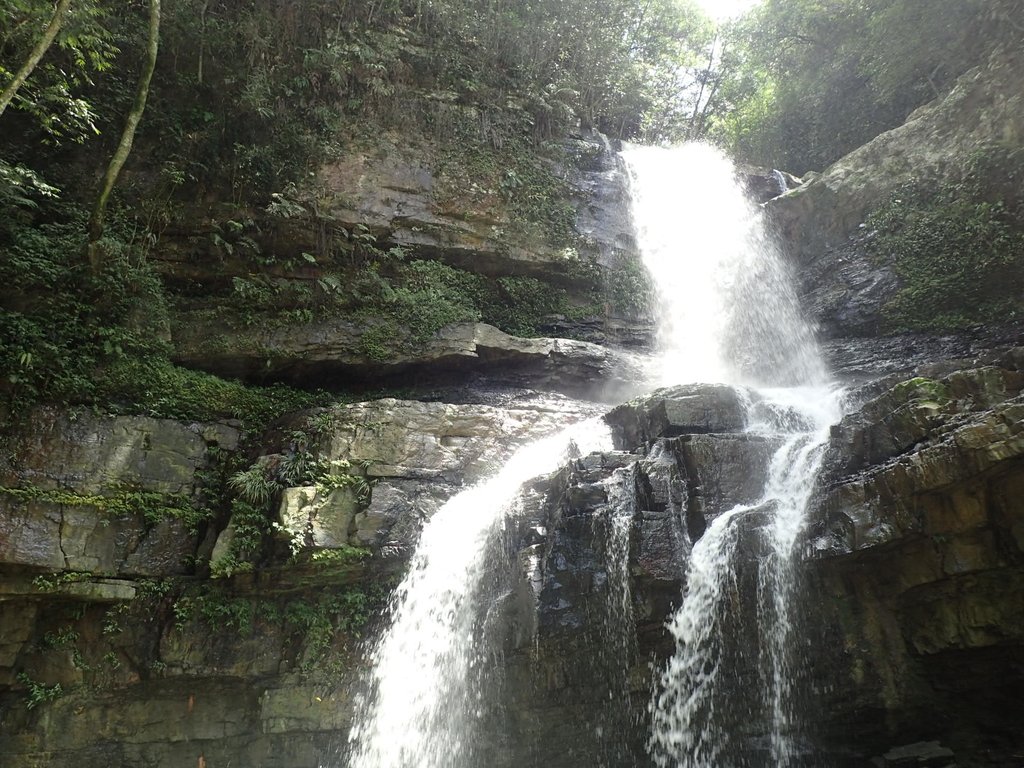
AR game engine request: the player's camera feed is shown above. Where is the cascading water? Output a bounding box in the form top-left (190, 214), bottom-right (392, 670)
top-left (623, 143), bottom-right (843, 766)
top-left (346, 419), bottom-right (612, 768)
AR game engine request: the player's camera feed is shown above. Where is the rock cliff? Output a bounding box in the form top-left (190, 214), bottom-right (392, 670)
top-left (767, 46), bottom-right (1024, 370)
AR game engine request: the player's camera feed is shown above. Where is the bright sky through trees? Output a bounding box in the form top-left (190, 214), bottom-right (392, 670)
top-left (694, 0), bottom-right (760, 20)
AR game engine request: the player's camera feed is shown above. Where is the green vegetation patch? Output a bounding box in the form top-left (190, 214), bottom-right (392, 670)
top-left (890, 377), bottom-right (953, 407)
top-left (435, 140), bottom-right (578, 248)
top-left (605, 252), bottom-right (653, 316)
top-left (94, 358), bottom-right (324, 425)
top-left (353, 257), bottom-right (600, 348)
top-left (172, 583), bottom-right (386, 668)
top-left (0, 206), bottom-right (327, 428)
top-left (0, 484), bottom-right (207, 532)
top-left (866, 146), bottom-right (1024, 332)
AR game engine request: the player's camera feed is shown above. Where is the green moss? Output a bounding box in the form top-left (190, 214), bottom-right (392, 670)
top-left (357, 322), bottom-right (403, 363)
top-left (435, 140), bottom-right (578, 248)
top-left (891, 377), bottom-right (952, 407)
top-left (605, 253), bottom-right (653, 315)
top-left (309, 546), bottom-right (371, 566)
top-left (31, 571), bottom-right (94, 593)
top-left (93, 358), bottom-right (325, 428)
top-left (345, 258), bottom-right (597, 359)
top-left (0, 485), bottom-right (207, 532)
top-left (171, 584), bottom-right (386, 667)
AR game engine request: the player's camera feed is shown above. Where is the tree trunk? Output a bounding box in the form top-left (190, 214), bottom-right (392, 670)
top-left (0, 0), bottom-right (74, 119)
top-left (87, 0), bottom-right (161, 271)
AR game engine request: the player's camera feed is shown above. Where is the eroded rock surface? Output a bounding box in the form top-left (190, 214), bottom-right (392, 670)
top-left (159, 131), bottom-right (654, 392)
top-left (266, 394), bottom-right (605, 557)
top-left (175, 320), bottom-right (648, 401)
top-left (0, 409), bottom-right (238, 578)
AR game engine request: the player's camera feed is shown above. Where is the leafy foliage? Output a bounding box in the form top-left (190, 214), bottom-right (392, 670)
top-left (707, 0), bottom-right (1020, 172)
top-left (16, 672), bottom-right (63, 710)
top-left (172, 584), bottom-right (385, 666)
top-left (0, 206), bottom-right (169, 409)
top-left (0, 484), bottom-right (206, 531)
top-left (0, 202), bottom-right (322, 425)
top-left (0, 0), bottom-right (118, 143)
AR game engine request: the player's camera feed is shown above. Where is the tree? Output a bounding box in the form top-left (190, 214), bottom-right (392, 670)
top-left (705, 0), bottom-right (1006, 172)
top-left (86, 0), bottom-right (159, 270)
top-left (0, 0), bottom-right (73, 119)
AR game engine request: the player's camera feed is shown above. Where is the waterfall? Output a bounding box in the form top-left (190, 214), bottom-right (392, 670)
top-left (342, 141), bottom-right (839, 768)
top-left (346, 419), bottom-right (612, 768)
top-left (623, 143), bottom-right (842, 766)
top-left (623, 143), bottom-right (825, 388)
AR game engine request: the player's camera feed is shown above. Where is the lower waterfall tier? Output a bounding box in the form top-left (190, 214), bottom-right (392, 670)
top-left (2, 354), bottom-right (1022, 766)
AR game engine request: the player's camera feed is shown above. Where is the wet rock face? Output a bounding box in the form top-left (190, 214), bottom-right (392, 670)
top-left (738, 165), bottom-right (790, 203)
top-left (802, 360), bottom-right (1024, 762)
top-left (820, 328), bottom-right (1024, 385)
top-left (470, 383), bottom-right (778, 764)
top-left (0, 393), bottom-right (604, 768)
top-left (480, 364), bottom-right (1024, 767)
top-left (4, 355), bottom-right (1024, 768)
top-left (270, 394), bottom-right (604, 558)
top-left (0, 408), bottom-right (239, 578)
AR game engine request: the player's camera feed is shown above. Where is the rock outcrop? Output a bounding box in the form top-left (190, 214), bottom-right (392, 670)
top-left (0, 392), bottom-right (602, 767)
top-left (174, 320), bottom-right (648, 401)
top-left (477, 363), bottom-right (1024, 766)
top-left (270, 394), bottom-right (603, 555)
top-left (157, 130), bottom-right (654, 393)
top-left (3, 356), bottom-right (1024, 766)
top-left (767, 47), bottom-right (1024, 343)
top-left (0, 408), bottom-right (238, 581)
top-left (802, 362), bottom-right (1024, 762)
top-left (466, 384), bottom-right (779, 765)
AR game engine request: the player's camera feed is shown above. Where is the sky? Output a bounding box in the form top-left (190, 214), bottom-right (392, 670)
top-left (693, 0), bottom-right (761, 21)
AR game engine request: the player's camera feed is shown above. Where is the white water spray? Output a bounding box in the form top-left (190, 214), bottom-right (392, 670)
top-left (624, 143), bottom-right (842, 766)
top-left (624, 143), bottom-right (824, 388)
top-left (347, 419), bottom-right (612, 768)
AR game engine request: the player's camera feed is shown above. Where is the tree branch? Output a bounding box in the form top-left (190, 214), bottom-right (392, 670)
top-left (0, 0), bottom-right (74, 119)
top-left (87, 0), bottom-right (161, 271)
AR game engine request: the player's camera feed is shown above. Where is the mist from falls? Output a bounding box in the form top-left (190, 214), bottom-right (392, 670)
top-left (623, 143), bottom-right (842, 767)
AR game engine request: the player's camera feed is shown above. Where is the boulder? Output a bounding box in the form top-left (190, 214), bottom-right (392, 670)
top-left (604, 384), bottom-right (750, 450)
